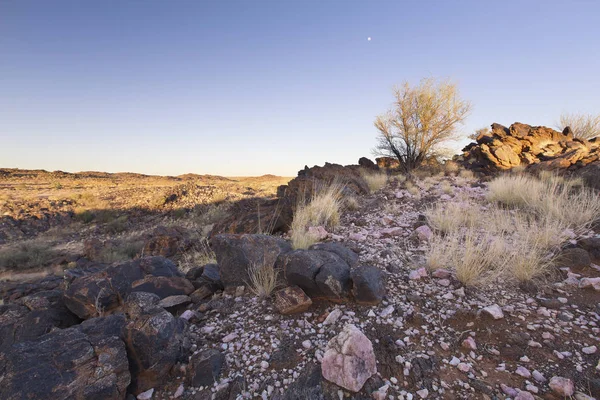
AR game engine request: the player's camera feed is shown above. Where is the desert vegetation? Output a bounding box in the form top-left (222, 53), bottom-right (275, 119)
top-left (425, 172), bottom-right (600, 285)
top-left (373, 78), bottom-right (471, 173)
top-left (290, 180), bottom-right (344, 249)
top-left (556, 112), bottom-right (600, 140)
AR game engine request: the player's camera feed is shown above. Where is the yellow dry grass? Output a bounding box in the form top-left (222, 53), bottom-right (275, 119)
top-left (360, 170), bottom-right (388, 192)
top-left (246, 262), bottom-right (279, 298)
top-left (290, 180), bottom-right (344, 249)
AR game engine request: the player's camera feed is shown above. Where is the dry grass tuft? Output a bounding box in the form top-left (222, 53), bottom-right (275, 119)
top-left (426, 202), bottom-right (479, 234)
top-left (246, 262), bottom-right (279, 298)
top-left (291, 180), bottom-right (344, 249)
top-left (390, 174), bottom-right (407, 184)
top-left (344, 196), bottom-right (360, 211)
top-left (360, 169), bottom-right (388, 192)
top-left (439, 180), bottom-right (454, 195)
top-left (426, 230), bottom-right (503, 286)
top-left (405, 181), bottom-right (421, 197)
top-left (178, 239), bottom-right (216, 273)
top-left (487, 173), bottom-right (600, 230)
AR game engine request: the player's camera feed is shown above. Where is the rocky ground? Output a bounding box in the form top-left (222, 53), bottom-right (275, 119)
top-left (1, 152), bottom-right (599, 400)
top-left (172, 173), bottom-right (600, 400)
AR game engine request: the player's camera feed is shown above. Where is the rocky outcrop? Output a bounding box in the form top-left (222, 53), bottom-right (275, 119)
top-left (211, 234), bottom-right (292, 287)
top-left (64, 256), bottom-right (192, 319)
top-left (0, 326), bottom-right (131, 400)
top-left (122, 292), bottom-right (188, 394)
top-left (460, 122), bottom-right (600, 172)
top-left (0, 290), bottom-right (81, 351)
top-left (358, 157), bottom-right (378, 170)
top-left (376, 157), bottom-right (400, 169)
top-left (211, 162), bottom-right (370, 236)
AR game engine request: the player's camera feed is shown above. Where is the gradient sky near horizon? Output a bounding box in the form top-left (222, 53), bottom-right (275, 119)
top-left (2, 1), bottom-right (600, 176)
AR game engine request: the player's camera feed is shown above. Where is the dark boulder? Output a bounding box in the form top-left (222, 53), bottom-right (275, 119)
top-left (278, 249), bottom-right (351, 300)
top-left (64, 256), bottom-right (190, 319)
top-left (315, 261), bottom-right (351, 302)
top-left (1, 290), bottom-right (81, 351)
top-left (556, 248), bottom-right (592, 270)
top-left (351, 266), bottom-right (386, 305)
top-left (186, 263), bottom-right (223, 291)
top-left (0, 327), bottom-right (130, 400)
top-left (358, 157), bottom-right (378, 170)
top-left (211, 234), bottom-right (292, 288)
top-left (578, 237), bottom-right (600, 261)
top-left (78, 313), bottom-right (127, 339)
top-left (122, 292), bottom-right (188, 394)
top-left (309, 242), bottom-right (359, 268)
top-left (187, 349), bottom-right (225, 387)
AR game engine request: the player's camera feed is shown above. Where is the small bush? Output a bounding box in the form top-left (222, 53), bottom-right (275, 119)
top-left (74, 210), bottom-right (95, 223)
top-left (97, 238), bottom-right (144, 263)
top-left (0, 241), bottom-right (58, 270)
top-left (426, 230), bottom-right (502, 286)
top-left (360, 170), bottom-right (388, 192)
top-left (105, 215), bottom-right (129, 234)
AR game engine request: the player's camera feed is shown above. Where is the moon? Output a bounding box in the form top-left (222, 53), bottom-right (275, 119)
top-left (367, 37), bottom-right (372, 41)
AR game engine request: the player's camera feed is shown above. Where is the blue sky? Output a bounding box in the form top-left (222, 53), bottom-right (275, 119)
top-left (1, 1), bottom-right (599, 176)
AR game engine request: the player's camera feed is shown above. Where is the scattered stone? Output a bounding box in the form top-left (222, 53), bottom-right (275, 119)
top-left (515, 366), bottom-right (531, 378)
top-left (321, 324), bottom-right (377, 392)
top-left (583, 345), bottom-right (597, 354)
top-left (323, 308), bottom-right (343, 325)
top-left (379, 305), bottom-right (394, 317)
top-left (579, 277), bottom-right (600, 291)
top-left (457, 363), bottom-right (470, 372)
top-left (222, 332), bottom-right (238, 343)
top-left (158, 295), bottom-right (191, 309)
top-left (372, 384), bottom-right (389, 400)
top-left (532, 370), bottom-right (546, 382)
top-left (137, 388), bottom-right (154, 400)
top-left (481, 304), bottom-right (504, 320)
top-left (173, 384), bottom-right (184, 398)
top-left (462, 336), bottom-right (477, 350)
top-left (274, 286), bottom-right (312, 315)
top-left (549, 376), bottom-right (574, 397)
top-left (415, 225), bottom-right (433, 241)
top-left (431, 269), bottom-right (451, 279)
top-left (409, 267), bottom-right (428, 280)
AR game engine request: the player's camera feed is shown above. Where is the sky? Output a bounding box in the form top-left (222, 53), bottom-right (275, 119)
top-left (1, 1), bottom-right (599, 176)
